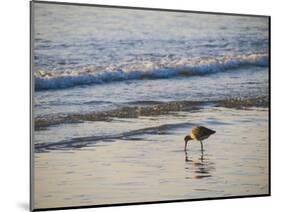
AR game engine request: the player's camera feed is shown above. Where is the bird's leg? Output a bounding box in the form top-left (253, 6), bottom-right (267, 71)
top-left (200, 140), bottom-right (204, 152)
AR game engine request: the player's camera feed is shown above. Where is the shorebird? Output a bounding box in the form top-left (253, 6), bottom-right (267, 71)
top-left (184, 126), bottom-right (216, 151)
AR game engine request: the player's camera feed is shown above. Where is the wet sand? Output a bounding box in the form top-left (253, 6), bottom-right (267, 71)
top-left (34, 107), bottom-right (269, 209)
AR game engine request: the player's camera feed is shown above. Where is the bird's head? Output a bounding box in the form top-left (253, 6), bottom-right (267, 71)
top-left (184, 135), bottom-right (192, 142)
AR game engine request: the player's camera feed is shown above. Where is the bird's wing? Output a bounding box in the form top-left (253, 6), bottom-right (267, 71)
top-left (192, 126), bottom-right (215, 140)
top-left (199, 126), bottom-right (215, 134)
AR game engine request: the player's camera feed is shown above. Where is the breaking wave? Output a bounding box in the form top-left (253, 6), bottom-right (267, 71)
top-left (34, 53), bottom-right (268, 91)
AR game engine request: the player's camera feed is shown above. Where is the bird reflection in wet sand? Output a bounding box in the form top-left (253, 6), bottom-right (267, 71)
top-left (184, 151), bottom-right (215, 179)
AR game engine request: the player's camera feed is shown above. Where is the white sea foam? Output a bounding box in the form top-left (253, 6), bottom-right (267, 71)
top-left (34, 53), bottom-right (268, 91)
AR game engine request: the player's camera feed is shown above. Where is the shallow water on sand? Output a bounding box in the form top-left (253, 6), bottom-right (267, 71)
top-left (34, 107), bottom-right (268, 208)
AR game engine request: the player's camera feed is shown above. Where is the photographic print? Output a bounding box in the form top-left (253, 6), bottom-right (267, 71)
top-left (31, 1), bottom-right (270, 210)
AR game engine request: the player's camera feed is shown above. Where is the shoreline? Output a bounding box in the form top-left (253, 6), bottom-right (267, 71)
top-left (34, 96), bottom-right (269, 131)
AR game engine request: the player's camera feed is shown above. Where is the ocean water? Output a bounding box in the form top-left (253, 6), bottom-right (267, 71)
top-left (32, 2), bottom-right (269, 209)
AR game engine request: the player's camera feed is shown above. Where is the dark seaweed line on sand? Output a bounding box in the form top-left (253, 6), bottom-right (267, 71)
top-left (34, 96), bottom-right (268, 131)
top-left (34, 122), bottom-right (194, 153)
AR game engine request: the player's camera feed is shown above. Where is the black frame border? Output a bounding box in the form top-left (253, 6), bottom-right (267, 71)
top-left (30, 1), bottom-right (271, 211)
